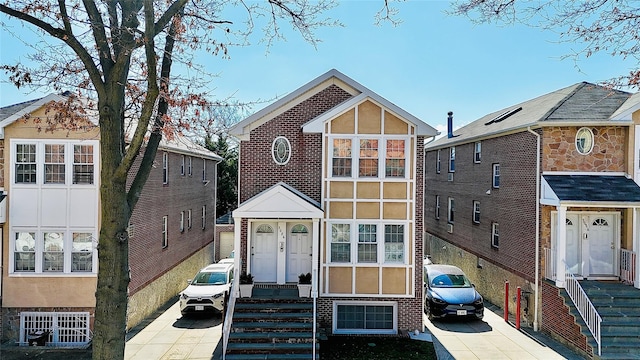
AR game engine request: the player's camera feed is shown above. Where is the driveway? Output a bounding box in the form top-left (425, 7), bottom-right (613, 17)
top-left (424, 304), bottom-right (584, 360)
top-left (125, 299), bottom-right (223, 360)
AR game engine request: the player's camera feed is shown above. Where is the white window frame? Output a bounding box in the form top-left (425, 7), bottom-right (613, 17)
top-left (333, 301), bottom-right (398, 335)
top-left (202, 205), bottom-right (206, 230)
top-left (448, 197), bottom-right (455, 223)
top-left (357, 224), bottom-right (378, 263)
top-left (330, 135), bottom-right (410, 179)
top-left (474, 142), bottom-right (481, 163)
top-left (202, 159), bottom-right (207, 182)
top-left (330, 223), bottom-right (351, 263)
top-left (272, 136), bottom-right (292, 165)
top-left (435, 195), bottom-right (440, 220)
top-left (187, 209), bottom-right (192, 230)
top-left (359, 139), bottom-right (379, 177)
top-left (385, 139), bottom-right (406, 178)
top-left (162, 152), bottom-right (169, 185)
top-left (331, 138), bottom-right (353, 177)
top-left (181, 155), bottom-right (185, 176)
top-left (11, 230), bottom-right (97, 274)
top-left (188, 156), bottom-right (193, 176)
top-left (575, 127), bottom-right (594, 155)
top-left (449, 146), bottom-right (455, 173)
top-left (492, 222), bottom-right (499, 248)
top-left (492, 163), bottom-right (500, 188)
top-left (162, 216), bottom-right (168, 248)
top-left (384, 224), bottom-right (404, 263)
top-left (436, 149), bottom-right (441, 174)
top-left (473, 200), bottom-right (480, 224)
top-left (180, 211), bottom-right (185, 232)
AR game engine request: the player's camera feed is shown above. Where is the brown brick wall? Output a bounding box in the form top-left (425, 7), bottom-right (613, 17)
top-left (542, 126), bottom-right (627, 172)
top-left (425, 130), bottom-right (539, 281)
top-left (238, 85), bottom-right (353, 203)
top-left (127, 151), bottom-right (217, 294)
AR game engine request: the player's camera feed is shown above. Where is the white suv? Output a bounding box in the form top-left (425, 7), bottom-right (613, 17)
top-left (179, 262), bottom-right (234, 316)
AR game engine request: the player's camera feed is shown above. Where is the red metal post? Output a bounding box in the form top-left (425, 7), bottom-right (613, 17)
top-left (516, 286), bottom-right (522, 329)
top-left (504, 281), bottom-right (509, 322)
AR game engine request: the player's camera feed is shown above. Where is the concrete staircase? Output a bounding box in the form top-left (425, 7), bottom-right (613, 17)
top-left (563, 281), bottom-right (640, 360)
top-left (224, 285), bottom-right (321, 360)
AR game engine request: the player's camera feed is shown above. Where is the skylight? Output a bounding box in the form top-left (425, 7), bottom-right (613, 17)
top-left (484, 107), bottom-right (522, 125)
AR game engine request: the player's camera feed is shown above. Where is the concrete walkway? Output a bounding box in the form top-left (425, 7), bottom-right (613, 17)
top-left (423, 304), bottom-right (584, 360)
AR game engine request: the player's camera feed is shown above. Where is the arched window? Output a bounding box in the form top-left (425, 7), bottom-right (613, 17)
top-left (291, 224), bottom-right (308, 233)
top-left (256, 224), bottom-right (274, 233)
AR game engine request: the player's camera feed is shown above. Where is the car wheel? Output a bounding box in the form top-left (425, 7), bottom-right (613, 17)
top-left (426, 303), bottom-right (434, 321)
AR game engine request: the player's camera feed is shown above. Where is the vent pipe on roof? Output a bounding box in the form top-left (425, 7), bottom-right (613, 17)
top-left (447, 111), bottom-right (454, 138)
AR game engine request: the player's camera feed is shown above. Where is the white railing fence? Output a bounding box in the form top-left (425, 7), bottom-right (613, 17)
top-left (544, 247), bottom-right (556, 281)
top-left (620, 249), bottom-right (636, 285)
top-left (19, 312), bottom-right (91, 347)
top-left (222, 260), bottom-right (241, 360)
top-left (563, 262), bottom-right (601, 356)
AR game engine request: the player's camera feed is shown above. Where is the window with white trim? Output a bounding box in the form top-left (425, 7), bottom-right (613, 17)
top-left (384, 224), bottom-right (404, 263)
top-left (331, 224), bottom-right (351, 262)
top-left (448, 197), bottom-right (455, 223)
top-left (15, 144), bottom-right (36, 183)
top-left (187, 209), bottom-right (192, 229)
top-left (73, 145), bottom-right (94, 184)
top-left (201, 205), bottom-right (206, 230)
top-left (45, 144), bottom-right (65, 184)
top-left (14, 141), bottom-right (96, 185)
top-left (181, 155), bottom-right (185, 176)
top-left (385, 139), bottom-right (405, 177)
top-left (473, 201), bottom-right (480, 224)
top-left (575, 127), bottom-right (594, 155)
top-left (449, 147), bottom-right (455, 172)
top-left (334, 302), bottom-right (397, 334)
top-left (474, 142), bottom-right (481, 163)
top-left (357, 224), bottom-right (377, 263)
top-left (188, 156), bottom-right (193, 176)
top-left (435, 195), bottom-right (440, 220)
top-left (162, 152), bottom-right (169, 184)
top-left (272, 136), bottom-right (291, 165)
top-left (180, 211), bottom-right (185, 232)
top-left (492, 163), bottom-right (500, 188)
top-left (162, 216), bottom-right (168, 248)
top-left (492, 222), bottom-right (499, 248)
top-left (436, 150), bottom-right (441, 173)
top-left (202, 159), bottom-right (207, 182)
top-left (332, 139), bottom-right (352, 177)
top-left (359, 139), bottom-right (378, 177)
top-left (13, 231), bottom-right (95, 274)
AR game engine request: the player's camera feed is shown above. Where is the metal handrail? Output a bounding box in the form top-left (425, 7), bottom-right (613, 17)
top-left (563, 262), bottom-right (601, 356)
top-left (222, 260), bottom-right (240, 360)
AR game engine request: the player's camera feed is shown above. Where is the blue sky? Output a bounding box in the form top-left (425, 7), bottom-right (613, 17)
top-left (0, 1), bottom-right (635, 134)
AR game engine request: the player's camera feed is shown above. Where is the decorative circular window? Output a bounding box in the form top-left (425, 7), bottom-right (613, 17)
top-left (272, 136), bottom-right (291, 165)
top-left (575, 127), bottom-right (594, 155)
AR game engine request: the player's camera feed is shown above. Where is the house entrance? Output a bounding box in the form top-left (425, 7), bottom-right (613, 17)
top-left (251, 223), bottom-right (277, 282)
top-left (286, 223), bottom-right (312, 282)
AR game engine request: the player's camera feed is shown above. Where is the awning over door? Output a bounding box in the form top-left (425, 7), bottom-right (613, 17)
top-left (542, 175), bottom-right (640, 207)
top-left (233, 182), bottom-right (323, 219)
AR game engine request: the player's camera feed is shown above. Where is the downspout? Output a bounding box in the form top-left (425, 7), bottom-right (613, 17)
top-left (527, 126), bottom-right (540, 331)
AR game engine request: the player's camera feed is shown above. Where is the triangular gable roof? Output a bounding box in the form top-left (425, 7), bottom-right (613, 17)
top-left (610, 92), bottom-right (640, 121)
top-left (426, 82), bottom-right (632, 149)
top-left (233, 182), bottom-right (323, 219)
top-left (0, 94), bottom-right (69, 138)
top-left (230, 69), bottom-right (437, 140)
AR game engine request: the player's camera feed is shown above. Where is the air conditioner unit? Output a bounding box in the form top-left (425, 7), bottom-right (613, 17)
top-left (447, 173), bottom-right (454, 182)
top-left (447, 223), bottom-right (454, 233)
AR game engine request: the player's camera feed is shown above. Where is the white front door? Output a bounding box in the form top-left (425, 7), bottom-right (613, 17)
top-left (286, 223), bottom-right (312, 282)
top-left (251, 223), bottom-right (277, 282)
top-left (587, 215), bottom-right (615, 276)
top-left (565, 214), bottom-right (581, 275)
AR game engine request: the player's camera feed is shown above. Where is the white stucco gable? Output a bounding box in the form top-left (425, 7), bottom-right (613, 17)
top-left (233, 182), bottom-right (323, 219)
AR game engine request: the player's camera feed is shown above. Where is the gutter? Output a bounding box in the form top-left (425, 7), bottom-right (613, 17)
top-left (527, 126), bottom-right (540, 331)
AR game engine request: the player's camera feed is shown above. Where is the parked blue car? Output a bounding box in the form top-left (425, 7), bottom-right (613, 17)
top-left (424, 264), bottom-right (484, 320)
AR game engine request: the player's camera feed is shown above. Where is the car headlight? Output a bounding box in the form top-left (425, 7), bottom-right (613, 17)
top-left (474, 296), bottom-right (483, 305)
top-left (213, 293), bottom-right (223, 299)
top-left (431, 297), bottom-right (446, 305)
top-left (181, 293), bottom-right (188, 299)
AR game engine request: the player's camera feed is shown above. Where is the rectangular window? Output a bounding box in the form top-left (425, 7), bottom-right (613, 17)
top-left (332, 139), bottom-right (352, 177)
top-left (386, 139), bottom-right (405, 177)
top-left (435, 195), bottom-right (440, 220)
top-left (358, 224), bottom-right (377, 263)
top-left (14, 232), bottom-right (35, 272)
top-left (202, 205), bottom-right (206, 230)
top-left (45, 144), bottom-right (65, 184)
top-left (436, 150), bottom-right (441, 174)
top-left (162, 216), bottom-right (168, 248)
top-left (472, 201), bottom-right (480, 224)
top-left (181, 155), bottom-right (185, 176)
top-left (492, 222), bottom-right (499, 248)
top-left (162, 152), bottom-right (169, 184)
top-left (449, 147), bottom-right (455, 172)
top-left (384, 225), bottom-right (404, 263)
top-left (335, 303), bottom-right (395, 334)
top-left (474, 142), bottom-right (481, 163)
top-left (188, 156), bottom-right (193, 176)
top-left (187, 209), bottom-right (192, 229)
top-left (331, 224), bottom-right (351, 262)
top-left (72, 233), bottom-right (93, 272)
top-left (448, 197), bottom-right (455, 223)
top-left (15, 144), bottom-right (37, 183)
top-left (202, 159), bottom-right (207, 181)
top-left (492, 163), bottom-right (500, 188)
top-left (180, 211), bottom-right (185, 232)
top-left (43, 232), bottom-right (64, 272)
top-left (73, 145), bottom-right (94, 184)
top-left (359, 139), bottom-right (378, 177)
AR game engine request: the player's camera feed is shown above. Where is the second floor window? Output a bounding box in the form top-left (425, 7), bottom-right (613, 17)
top-left (14, 141), bottom-right (96, 185)
top-left (448, 197), bottom-right (455, 223)
top-left (45, 144), bottom-right (65, 184)
top-left (16, 144), bottom-right (37, 183)
top-left (332, 139), bottom-right (352, 177)
top-left (162, 152), bottom-right (169, 184)
top-left (492, 222), bottom-right (499, 248)
top-left (162, 216), bottom-right (168, 248)
top-left (435, 195), bottom-right (440, 220)
top-left (386, 139), bottom-right (405, 177)
top-left (473, 201), bottom-right (480, 224)
top-left (493, 163), bottom-right (501, 188)
top-left (181, 155), bottom-right (185, 176)
top-left (474, 142), bottom-right (481, 163)
top-left (359, 139), bottom-right (379, 177)
top-left (436, 150), bottom-right (441, 174)
top-left (73, 145), bottom-right (94, 184)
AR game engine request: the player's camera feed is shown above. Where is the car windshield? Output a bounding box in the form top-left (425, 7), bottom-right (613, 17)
top-left (430, 274), bottom-right (472, 288)
top-left (192, 271), bottom-right (227, 285)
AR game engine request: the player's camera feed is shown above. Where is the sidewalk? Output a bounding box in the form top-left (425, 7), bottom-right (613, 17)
top-left (424, 303), bottom-right (585, 360)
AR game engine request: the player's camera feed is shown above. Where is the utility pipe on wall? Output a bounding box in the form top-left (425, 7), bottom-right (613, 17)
top-left (527, 126), bottom-right (541, 331)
